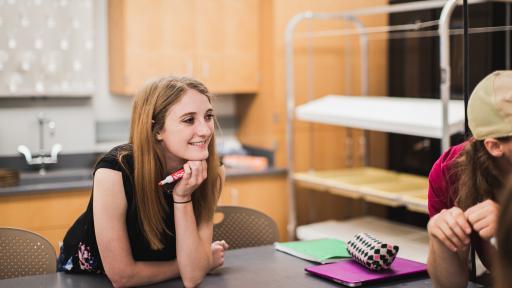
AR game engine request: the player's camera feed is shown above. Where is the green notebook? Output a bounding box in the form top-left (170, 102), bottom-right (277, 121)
top-left (274, 238), bottom-right (350, 264)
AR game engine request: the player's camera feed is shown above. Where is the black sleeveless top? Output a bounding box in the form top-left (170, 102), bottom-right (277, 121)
top-left (58, 144), bottom-right (177, 273)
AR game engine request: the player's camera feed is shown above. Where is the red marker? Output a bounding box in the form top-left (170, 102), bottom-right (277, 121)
top-left (158, 168), bottom-right (185, 186)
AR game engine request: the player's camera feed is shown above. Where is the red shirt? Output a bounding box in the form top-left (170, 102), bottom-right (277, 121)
top-left (427, 141), bottom-right (493, 270)
top-left (428, 142), bottom-right (466, 217)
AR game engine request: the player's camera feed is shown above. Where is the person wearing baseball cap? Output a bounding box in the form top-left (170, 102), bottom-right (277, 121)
top-left (427, 71), bottom-right (512, 287)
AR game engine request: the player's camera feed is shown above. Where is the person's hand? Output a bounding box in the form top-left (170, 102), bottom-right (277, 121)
top-left (464, 199), bottom-right (499, 240)
top-left (210, 240), bottom-right (229, 271)
top-left (173, 160), bottom-right (207, 202)
top-left (427, 207), bottom-right (472, 252)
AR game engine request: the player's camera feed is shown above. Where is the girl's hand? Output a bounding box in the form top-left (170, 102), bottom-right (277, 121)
top-left (427, 207), bottom-right (472, 252)
top-left (210, 240), bottom-right (228, 271)
top-left (173, 160), bottom-right (207, 202)
top-left (464, 199), bottom-right (499, 240)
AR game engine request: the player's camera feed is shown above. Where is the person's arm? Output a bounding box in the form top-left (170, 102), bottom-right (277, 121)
top-left (209, 165), bottom-right (228, 272)
top-left (428, 231), bottom-right (469, 288)
top-left (174, 204), bottom-right (213, 287)
top-left (427, 207), bottom-right (471, 288)
top-left (93, 168), bottom-right (180, 288)
top-left (426, 150), bottom-right (471, 287)
top-left (173, 160), bottom-right (220, 287)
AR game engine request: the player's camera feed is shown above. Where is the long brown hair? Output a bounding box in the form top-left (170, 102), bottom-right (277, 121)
top-left (495, 178), bottom-right (512, 288)
top-left (454, 137), bottom-right (512, 210)
top-left (121, 76), bottom-right (221, 250)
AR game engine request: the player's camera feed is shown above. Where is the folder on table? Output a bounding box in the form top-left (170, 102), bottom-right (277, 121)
top-left (274, 238), bottom-right (350, 264)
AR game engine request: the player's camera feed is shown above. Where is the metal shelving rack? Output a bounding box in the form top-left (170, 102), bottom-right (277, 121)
top-left (285, 0), bottom-right (510, 240)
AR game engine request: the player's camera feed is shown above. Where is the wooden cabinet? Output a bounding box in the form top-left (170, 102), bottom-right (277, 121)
top-left (0, 189), bottom-right (91, 254)
top-left (218, 174), bottom-right (288, 241)
top-left (108, 0), bottom-right (260, 95)
top-left (0, 174), bottom-right (287, 253)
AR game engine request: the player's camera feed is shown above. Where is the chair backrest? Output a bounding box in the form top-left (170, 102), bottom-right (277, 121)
top-left (0, 227), bottom-right (57, 279)
top-left (213, 206), bottom-right (279, 249)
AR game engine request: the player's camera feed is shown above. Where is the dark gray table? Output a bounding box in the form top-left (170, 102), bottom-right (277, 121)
top-left (0, 245), bottom-right (438, 288)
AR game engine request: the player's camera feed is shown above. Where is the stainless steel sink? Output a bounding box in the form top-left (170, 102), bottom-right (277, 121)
top-left (18, 168), bottom-right (93, 185)
top-left (0, 168), bottom-right (94, 195)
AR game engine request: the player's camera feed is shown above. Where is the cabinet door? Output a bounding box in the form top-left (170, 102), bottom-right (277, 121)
top-left (195, 0), bottom-right (260, 94)
top-left (109, 0), bottom-right (259, 95)
top-left (218, 175), bottom-right (287, 241)
top-left (160, 0), bottom-right (196, 78)
top-left (0, 189), bottom-right (90, 253)
top-left (195, 0), bottom-right (225, 91)
top-left (109, 0), bottom-right (195, 95)
top-left (222, 0), bottom-right (260, 93)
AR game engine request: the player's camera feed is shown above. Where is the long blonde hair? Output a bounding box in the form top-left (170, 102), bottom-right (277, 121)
top-left (120, 76), bottom-right (220, 250)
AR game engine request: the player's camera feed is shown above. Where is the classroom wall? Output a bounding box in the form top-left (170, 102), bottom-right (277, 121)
top-left (0, 0), bottom-right (237, 157)
top-left (0, 0), bottom-right (131, 156)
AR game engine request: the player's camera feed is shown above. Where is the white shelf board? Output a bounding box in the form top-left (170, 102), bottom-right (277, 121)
top-left (295, 95), bottom-right (465, 138)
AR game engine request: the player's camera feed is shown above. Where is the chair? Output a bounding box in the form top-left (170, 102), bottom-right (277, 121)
top-left (0, 227), bottom-right (57, 279)
top-left (213, 206), bottom-right (279, 249)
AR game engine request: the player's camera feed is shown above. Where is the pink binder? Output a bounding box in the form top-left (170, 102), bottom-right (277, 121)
top-left (305, 257), bottom-right (427, 287)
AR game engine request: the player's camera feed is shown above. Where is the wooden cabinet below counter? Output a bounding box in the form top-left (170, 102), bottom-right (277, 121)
top-left (108, 0), bottom-right (260, 95)
top-left (219, 174), bottom-right (288, 242)
top-left (0, 189), bottom-right (91, 254)
top-left (0, 174), bottom-right (288, 254)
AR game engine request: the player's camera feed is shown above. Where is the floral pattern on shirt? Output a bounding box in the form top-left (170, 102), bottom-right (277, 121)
top-left (77, 242), bottom-right (99, 272)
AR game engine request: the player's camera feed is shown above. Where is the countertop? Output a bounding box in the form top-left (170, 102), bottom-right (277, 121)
top-left (0, 167), bottom-right (287, 196)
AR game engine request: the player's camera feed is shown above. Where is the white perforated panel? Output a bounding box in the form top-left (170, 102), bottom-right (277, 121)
top-left (0, 0), bottom-right (95, 97)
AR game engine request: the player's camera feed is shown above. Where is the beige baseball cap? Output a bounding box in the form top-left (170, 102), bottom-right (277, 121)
top-left (468, 70), bottom-right (512, 140)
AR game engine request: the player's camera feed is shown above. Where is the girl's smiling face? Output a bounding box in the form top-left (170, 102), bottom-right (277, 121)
top-left (156, 89), bottom-right (214, 170)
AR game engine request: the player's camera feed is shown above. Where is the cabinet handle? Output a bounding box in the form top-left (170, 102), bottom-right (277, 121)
top-left (230, 188), bottom-right (239, 205)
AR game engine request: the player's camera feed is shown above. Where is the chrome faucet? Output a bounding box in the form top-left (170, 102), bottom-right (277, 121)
top-left (17, 113), bottom-right (62, 175)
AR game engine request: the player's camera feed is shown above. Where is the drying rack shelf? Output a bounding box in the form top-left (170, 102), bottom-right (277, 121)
top-left (293, 167), bottom-right (429, 213)
top-left (295, 95), bottom-right (465, 139)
